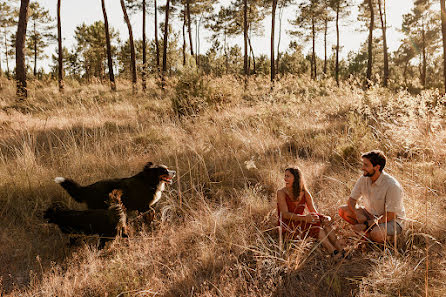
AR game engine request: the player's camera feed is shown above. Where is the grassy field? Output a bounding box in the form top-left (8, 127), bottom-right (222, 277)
top-left (0, 74), bottom-right (445, 296)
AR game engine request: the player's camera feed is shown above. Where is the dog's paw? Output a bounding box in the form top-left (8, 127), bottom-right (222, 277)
top-left (54, 177), bottom-right (65, 184)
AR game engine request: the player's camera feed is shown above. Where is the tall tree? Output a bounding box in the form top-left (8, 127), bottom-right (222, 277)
top-left (402, 0), bottom-right (439, 88)
top-left (74, 21), bottom-right (119, 80)
top-left (0, 1), bottom-right (16, 77)
top-left (120, 0), bottom-right (137, 91)
top-left (208, 1), bottom-right (266, 75)
top-left (101, 0), bottom-right (116, 91)
top-left (271, 0), bottom-right (277, 82)
top-left (205, 7), bottom-right (232, 74)
top-left (329, 0), bottom-right (350, 85)
top-left (142, 0), bottom-right (146, 90)
top-left (377, 0), bottom-right (388, 86)
top-left (186, 0), bottom-right (194, 59)
top-left (322, 0), bottom-right (333, 75)
top-left (289, 0), bottom-right (324, 79)
top-left (16, 0), bottom-right (30, 99)
top-left (394, 40), bottom-right (416, 85)
top-left (366, 0), bottom-right (374, 86)
top-left (27, 2), bottom-right (54, 77)
top-left (162, 0), bottom-right (171, 88)
top-left (243, 0), bottom-right (248, 77)
top-left (57, 0), bottom-right (63, 91)
top-left (182, 9), bottom-right (186, 65)
top-left (442, 0), bottom-right (446, 93)
top-left (155, 0), bottom-right (160, 75)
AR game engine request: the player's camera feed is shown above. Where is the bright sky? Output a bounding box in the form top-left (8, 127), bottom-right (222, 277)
top-left (29, 1), bottom-right (415, 71)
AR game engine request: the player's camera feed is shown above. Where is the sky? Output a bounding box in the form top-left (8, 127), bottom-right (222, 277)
top-left (8, 0), bottom-right (416, 72)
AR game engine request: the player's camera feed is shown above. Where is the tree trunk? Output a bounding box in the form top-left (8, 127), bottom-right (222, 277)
top-left (57, 0), bottom-right (64, 91)
top-left (142, 0), bottom-right (146, 91)
top-left (161, 0), bottom-right (170, 88)
top-left (441, 0), bottom-right (446, 94)
top-left (311, 16), bottom-right (316, 79)
top-left (243, 0), bottom-right (248, 77)
top-left (323, 17), bottom-right (328, 75)
top-left (248, 35), bottom-right (255, 74)
top-left (224, 34), bottom-right (228, 74)
top-left (335, 1), bottom-right (340, 86)
top-left (403, 60), bottom-right (408, 85)
top-left (4, 27), bottom-right (10, 75)
top-left (277, 1), bottom-right (284, 77)
top-left (33, 21), bottom-right (37, 77)
top-left (120, 0), bottom-right (137, 92)
top-left (16, 0), bottom-right (30, 99)
top-left (271, 0), bottom-right (277, 82)
top-left (155, 0), bottom-right (160, 75)
top-left (196, 14), bottom-right (202, 66)
top-left (378, 0), bottom-right (388, 87)
top-left (182, 12), bottom-right (186, 66)
top-left (102, 0), bottom-right (116, 91)
top-left (421, 25), bottom-right (427, 88)
top-left (195, 18), bottom-right (198, 64)
top-left (366, 0), bottom-right (374, 86)
top-left (186, 0), bottom-right (194, 58)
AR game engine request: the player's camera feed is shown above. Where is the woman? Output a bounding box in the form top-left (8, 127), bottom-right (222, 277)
top-left (277, 167), bottom-right (345, 257)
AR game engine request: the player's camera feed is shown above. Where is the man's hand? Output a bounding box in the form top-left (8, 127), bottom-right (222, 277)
top-left (355, 210), bottom-right (368, 223)
top-left (319, 214), bottom-right (332, 225)
top-left (305, 213), bottom-right (320, 224)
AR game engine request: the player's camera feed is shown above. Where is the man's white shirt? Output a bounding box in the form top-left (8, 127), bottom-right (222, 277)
top-left (350, 171), bottom-right (406, 224)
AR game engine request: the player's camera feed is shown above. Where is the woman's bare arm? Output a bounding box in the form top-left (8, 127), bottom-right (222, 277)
top-left (277, 189), bottom-right (307, 221)
top-left (304, 190), bottom-right (318, 213)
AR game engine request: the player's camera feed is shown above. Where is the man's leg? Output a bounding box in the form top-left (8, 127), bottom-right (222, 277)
top-left (369, 221), bottom-right (403, 243)
top-left (338, 205), bottom-right (369, 225)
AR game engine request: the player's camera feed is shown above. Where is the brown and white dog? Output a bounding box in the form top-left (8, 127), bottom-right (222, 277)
top-left (55, 162), bottom-right (175, 213)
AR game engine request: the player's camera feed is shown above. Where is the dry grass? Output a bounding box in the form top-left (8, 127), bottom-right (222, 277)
top-left (0, 75), bottom-right (445, 296)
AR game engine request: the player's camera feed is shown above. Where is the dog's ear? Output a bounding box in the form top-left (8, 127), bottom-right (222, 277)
top-left (144, 162), bottom-right (153, 171)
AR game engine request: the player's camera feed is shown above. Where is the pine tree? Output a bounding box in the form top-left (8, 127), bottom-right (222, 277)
top-left (377, 0), bottom-right (388, 86)
top-left (289, 0), bottom-right (324, 80)
top-left (402, 0), bottom-right (440, 88)
top-left (57, 0), bottom-right (64, 91)
top-left (329, 0), bottom-right (350, 85)
top-left (101, 0), bottom-right (116, 91)
top-left (441, 0), bottom-right (446, 93)
top-left (120, 0), bottom-right (137, 92)
top-left (16, 0), bottom-right (30, 99)
top-left (27, 2), bottom-right (54, 77)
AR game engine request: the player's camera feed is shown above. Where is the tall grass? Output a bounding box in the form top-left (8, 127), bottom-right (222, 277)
top-left (0, 75), bottom-right (445, 296)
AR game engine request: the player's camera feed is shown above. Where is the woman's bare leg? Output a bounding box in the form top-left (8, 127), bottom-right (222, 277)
top-left (318, 228), bottom-right (337, 254)
top-left (324, 225), bottom-right (345, 251)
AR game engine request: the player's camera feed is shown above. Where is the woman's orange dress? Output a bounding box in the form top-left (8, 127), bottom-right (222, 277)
top-left (277, 192), bottom-right (321, 239)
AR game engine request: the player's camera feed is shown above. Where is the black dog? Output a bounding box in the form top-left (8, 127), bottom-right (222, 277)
top-left (55, 162), bottom-right (175, 212)
top-left (44, 189), bottom-right (128, 248)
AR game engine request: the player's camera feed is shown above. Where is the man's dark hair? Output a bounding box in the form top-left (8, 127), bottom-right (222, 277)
top-left (362, 150), bottom-right (386, 171)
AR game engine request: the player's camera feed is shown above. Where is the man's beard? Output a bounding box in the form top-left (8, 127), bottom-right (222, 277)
top-left (363, 169), bottom-right (375, 177)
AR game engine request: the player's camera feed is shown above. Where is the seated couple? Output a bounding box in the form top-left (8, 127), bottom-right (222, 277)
top-left (277, 150), bottom-right (405, 257)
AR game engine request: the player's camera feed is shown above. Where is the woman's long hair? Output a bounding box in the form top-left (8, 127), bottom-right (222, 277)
top-left (285, 167), bottom-right (306, 200)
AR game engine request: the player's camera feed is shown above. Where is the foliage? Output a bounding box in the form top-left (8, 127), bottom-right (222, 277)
top-left (0, 76), bottom-right (445, 296)
top-left (172, 68), bottom-right (233, 116)
top-left (26, 2), bottom-right (55, 76)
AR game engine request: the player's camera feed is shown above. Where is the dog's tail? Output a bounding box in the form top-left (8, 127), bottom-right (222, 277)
top-left (55, 177), bottom-right (85, 204)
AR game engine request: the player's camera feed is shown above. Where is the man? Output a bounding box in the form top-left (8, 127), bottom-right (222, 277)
top-left (338, 150), bottom-right (405, 243)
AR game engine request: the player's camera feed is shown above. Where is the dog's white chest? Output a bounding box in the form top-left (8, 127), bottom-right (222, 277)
top-left (150, 182), bottom-right (165, 206)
